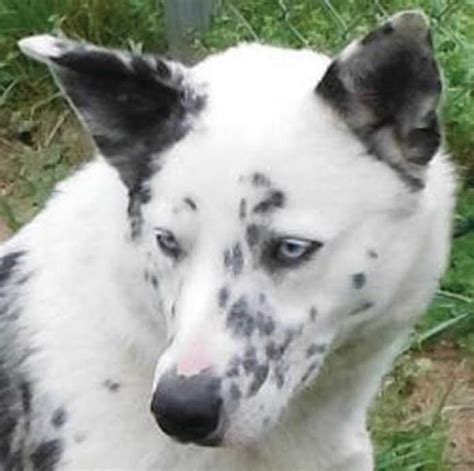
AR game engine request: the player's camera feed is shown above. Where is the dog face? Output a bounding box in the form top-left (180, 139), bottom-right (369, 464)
top-left (20, 11), bottom-right (442, 447)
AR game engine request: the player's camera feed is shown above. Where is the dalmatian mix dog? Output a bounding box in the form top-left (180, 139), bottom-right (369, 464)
top-left (1, 10), bottom-right (454, 471)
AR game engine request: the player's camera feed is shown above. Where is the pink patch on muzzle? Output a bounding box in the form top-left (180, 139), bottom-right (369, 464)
top-left (176, 340), bottom-right (213, 376)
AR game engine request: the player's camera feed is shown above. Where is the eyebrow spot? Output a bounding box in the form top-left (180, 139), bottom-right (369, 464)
top-left (253, 190), bottom-right (286, 214)
top-left (183, 197), bottom-right (197, 211)
top-left (251, 172), bottom-right (271, 187)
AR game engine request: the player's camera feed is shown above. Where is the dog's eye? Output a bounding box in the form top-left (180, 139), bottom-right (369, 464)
top-left (155, 228), bottom-right (181, 258)
top-left (272, 238), bottom-right (322, 266)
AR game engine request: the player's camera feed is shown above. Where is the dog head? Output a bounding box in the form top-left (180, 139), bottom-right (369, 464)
top-left (20, 10), bottom-right (442, 447)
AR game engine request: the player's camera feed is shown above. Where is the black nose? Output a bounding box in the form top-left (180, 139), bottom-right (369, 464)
top-left (151, 371), bottom-right (222, 445)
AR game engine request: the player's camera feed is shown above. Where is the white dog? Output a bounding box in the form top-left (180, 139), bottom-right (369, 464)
top-left (0, 10), bottom-right (454, 470)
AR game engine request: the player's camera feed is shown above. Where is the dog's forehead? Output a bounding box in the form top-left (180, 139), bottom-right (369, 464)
top-left (149, 44), bottom-right (408, 221)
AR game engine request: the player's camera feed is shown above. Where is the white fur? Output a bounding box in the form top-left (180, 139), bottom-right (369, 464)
top-left (4, 41), bottom-right (455, 470)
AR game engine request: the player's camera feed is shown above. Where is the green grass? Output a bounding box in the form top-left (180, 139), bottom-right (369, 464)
top-left (0, 0), bottom-right (167, 111)
top-left (0, 1), bottom-right (473, 469)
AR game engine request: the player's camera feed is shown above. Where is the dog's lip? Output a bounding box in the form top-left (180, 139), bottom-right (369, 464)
top-left (170, 431), bottom-right (223, 447)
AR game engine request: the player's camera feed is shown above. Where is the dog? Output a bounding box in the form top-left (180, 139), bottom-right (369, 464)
top-left (1, 10), bottom-right (454, 470)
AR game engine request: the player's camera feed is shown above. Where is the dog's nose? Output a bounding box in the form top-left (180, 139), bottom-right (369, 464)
top-left (151, 371), bottom-right (222, 445)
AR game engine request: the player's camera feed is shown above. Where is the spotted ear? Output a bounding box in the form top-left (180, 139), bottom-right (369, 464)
top-left (316, 11), bottom-right (442, 189)
top-left (18, 35), bottom-right (203, 190)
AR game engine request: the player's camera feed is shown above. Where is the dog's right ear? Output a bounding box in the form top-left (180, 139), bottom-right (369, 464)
top-left (316, 11), bottom-right (442, 190)
top-left (18, 35), bottom-right (203, 190)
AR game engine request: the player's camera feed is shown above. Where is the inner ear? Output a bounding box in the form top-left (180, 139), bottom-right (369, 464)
top-left (316, 11), bottom-right (442, 189)
top-left (19, 35), bottom-right (205, 191)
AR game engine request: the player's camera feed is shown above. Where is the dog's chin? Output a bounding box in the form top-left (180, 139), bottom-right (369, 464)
top-left (215, 421), bottom-right (274, 448)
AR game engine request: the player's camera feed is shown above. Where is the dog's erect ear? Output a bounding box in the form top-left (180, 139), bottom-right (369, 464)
top-left (18, 35), bottom-right (203, 190)
top-left (316, 11), bottom-right (442, 189)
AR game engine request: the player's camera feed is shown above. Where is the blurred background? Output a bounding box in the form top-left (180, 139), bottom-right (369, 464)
top-left (0, 1), bottom-right (473, 469)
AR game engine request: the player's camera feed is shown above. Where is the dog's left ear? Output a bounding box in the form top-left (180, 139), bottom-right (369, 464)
top-left (316, 11), bottom-right (442, 189)
top-left (18, 35), bottom-right (203, 191)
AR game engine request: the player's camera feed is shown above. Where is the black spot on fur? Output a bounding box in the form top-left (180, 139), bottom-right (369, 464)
top-left (251, 172), bottom-right (271, 187)
top-left (265, 331), bottom-right (294, 361)
top-left (226, 357), bottom-right (240, 377)
top-left (150, 274), bottom-right (159, 289)
top-left (223, 243), bottom-right (244, 277)
top-left (20, 381), bottom-right (32, 415)
top-left (246, 224), bottom-right (261, 247)
top-left (255, 311), bottom-right (275, 336)
top-left (253, 190), bottom-right (285, 214)
top-left (0, 251), bottom-right (24, 287)
top-left (51, 408), bottom-right (67, 429)
top-left (248, 364), bottom-right (269, 397)
top-left (309, 307), bottom-right (317, 322)
top-left (242, 347), bottom-right (258, 374)
top-left (218, 286), bottom-right (230, 308)
top-left (0, 251), bottom-right (34, 467)
top-left (103, 379), bottom-right (121, 392)
top-left (239, 199), bottom-right (247, 220)
top-left (30, 439), bottom-right (63, 471)
top-left (227, 297), bottom-right (255, 337)
top-left (183, 197), bottom-right (197, 211)
top-left (367, 249), bottom-right (379, 259)
top-left (266, 341), bottom-right (284, 361)
top-left (74, 433), bottom-right (86, 444)
top-left (352, 273), bottom-right (366, 289)
top-left (306, 343), bottom-right (327, 357)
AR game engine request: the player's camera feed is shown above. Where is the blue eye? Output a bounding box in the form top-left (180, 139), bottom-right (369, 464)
top-left (272, 238), bottom-right (322, 266)
top-left (155, 229), bottom-right (181, 258)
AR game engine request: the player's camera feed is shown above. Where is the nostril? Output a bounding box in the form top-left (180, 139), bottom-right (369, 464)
top-left (151, 371), bottom-right (222, 444)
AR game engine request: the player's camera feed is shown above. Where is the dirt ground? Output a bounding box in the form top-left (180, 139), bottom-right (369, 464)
top-left (407, 340), bottom-right (474, 470)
